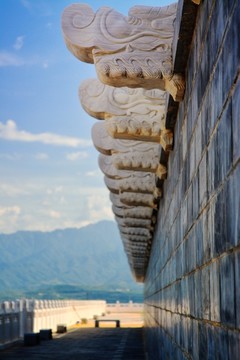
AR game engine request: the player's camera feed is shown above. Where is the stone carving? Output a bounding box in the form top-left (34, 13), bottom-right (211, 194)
top-left (80, 79), bottom-right (173, 151)
top-left (79, 78), bottom-right (166, 121)
top-left (112, 151), bottom-right (167, 179)
top-left (99, 152), bottom-right (166, 180)
top-left (105, 118), bottom-right (173, 151)
top-left (61, 2), bottom-right (188, 283)
top-left (62, 3), bottom-right (185, 100)
top-left (94, 128), bottom-right (167, 179)
top-left (92, 121), bottom-right (162, 155)
top-left (121, 234), bottom-right (151, 242)
top-left (128, 258), bottom-right (146, 266)
top-left (112, 205), bottom-right (132, 218)
top-left (125, 246), bottom-right (148, 254)
top-left (124, 244), bottom-right (149, 252)
top-left (118, 226), bottom-right (151, 238)
top-left (123, 248), bottom-right (148, 259)
top-left (124, 246), bottom-right (150, 255)
top-left (114, 216), bottom-right (153, 229)
top-left (125, 249), bottom-right (149, 258)
top-left (112, 205), bottom-right (153, 219)
top-left (109, 192), bottom-right (130, 208)
top-left (110, 192), bottom-right (157, 209)
top-left (99, 154), bottom-right (137, 179)
top-left (119, 192), bottom-right (157, 208)
top-left (104, 174), bottom-right (161, 196)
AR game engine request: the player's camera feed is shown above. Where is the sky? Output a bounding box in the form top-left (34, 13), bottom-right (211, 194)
top-left (0, 0), bottom-right (173, 234)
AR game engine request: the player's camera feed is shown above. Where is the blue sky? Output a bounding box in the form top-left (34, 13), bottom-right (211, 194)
top-left (0, 0), bottom-right (173, 233)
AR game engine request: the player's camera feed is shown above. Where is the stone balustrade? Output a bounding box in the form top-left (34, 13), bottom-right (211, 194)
top-left (0, 299), bottom-right (106, 348)
top-left (0, 301), bottom-right (21, 347)
top-left (106, 302), bottom-right (143, 313)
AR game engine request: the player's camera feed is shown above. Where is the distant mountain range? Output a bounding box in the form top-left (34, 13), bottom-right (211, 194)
top-left (0, 221), bottom-right (143, 301)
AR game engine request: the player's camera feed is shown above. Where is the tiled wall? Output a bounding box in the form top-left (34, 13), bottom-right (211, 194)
top-left (144, 0), bottom-right (240, 358)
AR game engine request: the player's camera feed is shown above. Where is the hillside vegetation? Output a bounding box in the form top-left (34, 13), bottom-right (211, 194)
top-left (0, 221), bottom-right (143, 301)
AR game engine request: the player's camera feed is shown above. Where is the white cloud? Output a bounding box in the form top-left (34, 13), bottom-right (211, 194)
top-left (49, 210), bottom-right (61, 219)
top-left (0, 153), bottom-right (22, 160)
top-left (55, 186), bottom-right (63, 193)
top-left (0, 52), bottom-right (52, 69)
top-left (0, 51), bottom-right (24, 67)
top-left (85, 169), bottom-right (102, 177)
top-left (0, 120), bottom-right (92, 148)
top-left (0, 178), bottom-right (113, 233)
top-left (0, 183), bottom-right (30, 197)
top-left (87, 193), bottom-right (114, 222)
top-left (46, 186), bottom-right (63, 195)
top-left (61, 220), bottom-right (94, 229)
top-left (35, 153), bottom-right (49, 160)
top-left (0, 206), bottom-right (21, 217)
top-left (13, 36), bottom-right (25, 51)
top-left (0, 206), bottom-right (22, 234)
top-left (66, 151), bottom-right (88, 161)
top-left (20, 0), bottom-right (52, 16)
top-left (21, 0), bottom-right (31, 10)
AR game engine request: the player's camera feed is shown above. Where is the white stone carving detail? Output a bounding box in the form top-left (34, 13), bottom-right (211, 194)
top-left (99, 153), bottom-right (166, 180)
top-left (99, 154), bottom-right (137, 179)
top-left (104, 174), bottom-right (160, 195)
top-left (121, 234), bottom-right (151, 242)
top-left (118, 226), bottom-right (151, 238)
top-left (62, 3), bottom-right (185, 279)
top-left (62, 3), bottom-right (185, 100)
top-left (118, 192), bottom-right (157, 208)
top-left (115, 216), bottom-right (153, 229)
top-left (107, 116), bottom-right (162, 137)
top-left (112, 151), bottom-right (167, 179)
top-left (112, 205), bottom-right (153, 219)
top-left (80, 79), bottom-right (173, 150)
top-left (104, 117), bottom-right (173, 151)
top-left (109, 192), bottom-right (157, 209)
top-left (79, 78), bottom-right (166, 122)
top-left (92, 121), bottom-right (161, 155)
top-left (124, 245), bottom-right (149, 253)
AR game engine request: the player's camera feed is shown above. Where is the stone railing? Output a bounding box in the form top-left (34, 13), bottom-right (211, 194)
top-left (106, 302), bottom-right (143, 313)
top-left (0, 299), bottom-right (106, 348)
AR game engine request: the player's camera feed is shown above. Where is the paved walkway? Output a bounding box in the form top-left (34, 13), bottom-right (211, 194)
top-left (0, 327), bottom-right (145, 360)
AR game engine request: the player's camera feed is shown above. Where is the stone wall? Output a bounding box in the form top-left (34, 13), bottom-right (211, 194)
top-left (144, 0), bottom-right (240, 359)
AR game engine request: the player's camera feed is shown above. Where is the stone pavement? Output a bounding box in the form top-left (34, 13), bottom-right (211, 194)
top-left (0, 327), bottom-right (146, 360)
